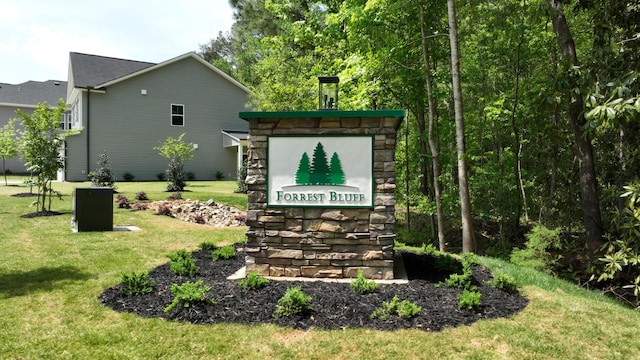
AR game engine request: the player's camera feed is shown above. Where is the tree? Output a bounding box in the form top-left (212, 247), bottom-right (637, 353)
top-left (17, 99), bottom-right (69, 213)
top-left (88, 151), bottom-right (116, 189)
top-left (548, 0), bottom-right (603, 248)
top-left (329, 152), bottom-right (345, 185)
top-left (309, 142), bottom-right (330, 185)
top-left (447, 0), bottom-right (475, 252)
top-left (0, 119), bottom-right (20, 186)
top-left (154, 133), bottom-right (195, 192)
top-left (295, 152), bottom-right (311, 185)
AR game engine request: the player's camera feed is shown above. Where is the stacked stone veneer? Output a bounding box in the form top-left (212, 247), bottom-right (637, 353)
top-left (241, 111), bottom-right (403, 279)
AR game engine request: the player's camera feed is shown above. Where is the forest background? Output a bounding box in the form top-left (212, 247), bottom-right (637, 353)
top-left (197, 0), bottom-right (640, 307)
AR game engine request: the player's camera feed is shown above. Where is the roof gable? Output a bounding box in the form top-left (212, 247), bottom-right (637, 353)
top-left (96, 52), bottom-right (250, 94)
top-left (69, 52), bottom-right (155, 89)
top-left (0, 80), bottom-right (68, 107)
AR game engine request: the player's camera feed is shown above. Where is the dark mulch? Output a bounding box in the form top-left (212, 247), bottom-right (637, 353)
top-left (11, 192), bottom-right (39, 197)
top-left (100, 245), bottom-right (528, 331)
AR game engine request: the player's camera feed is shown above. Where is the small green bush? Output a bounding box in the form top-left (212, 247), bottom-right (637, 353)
top-left (167, 192), bottom-right (182, 200)
top-left (211, 245), bottom-right (236, 261)
top-left (163, 281), bottom-right (214, 313)
top-left (273, 286), bottom-right (312, 318)
top-left (235, 160), bottom-right (248, 193)
top-left (122, 172), bottom-right (135, 182)
top-left (350, 270), bottom-right (379, 294)
top-left (434, 254), bottom-right (460, 273)
top-left (167, 249), bottom-right (198, 277)
top-left (199, 241), bottom-right (216, 250)
top-left (457, 290), bottom-right (482, 312)
top-left (486, 273), bottom-right (519, 294)
top-left (121, 271), bottom-right (155, 296)
top-left (215, 170), bottom-right (224, 180)
top-left (370, 296), bottom-right (421, 320)
top-left (238, 271), bottom-right (269, 291)
top-left (510, 224), bottom-right (561, 274)
top-left (156, 172), bottom-right (166, 181)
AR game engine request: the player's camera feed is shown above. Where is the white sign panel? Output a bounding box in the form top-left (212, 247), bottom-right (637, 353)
top-left (267, 136), bottom-right (373, 207)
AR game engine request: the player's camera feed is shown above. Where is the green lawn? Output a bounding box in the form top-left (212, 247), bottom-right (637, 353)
top-left (1, 179), bottom-right (639, 359)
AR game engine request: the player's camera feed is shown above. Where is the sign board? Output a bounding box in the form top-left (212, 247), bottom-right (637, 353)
top-left (267, 136), bottom-right (373, 207)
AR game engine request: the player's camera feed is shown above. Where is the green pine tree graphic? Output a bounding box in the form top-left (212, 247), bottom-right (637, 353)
top-left (329, 152), bottom-right (345, 185)
top-left (294, 142), bottom-right (346, 186)
top-left (295, 152), bottom-right (311, 185)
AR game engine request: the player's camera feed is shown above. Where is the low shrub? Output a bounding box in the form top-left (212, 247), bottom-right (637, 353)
top-left (215, 170), bottom-right (224, 180)
top-left (487, 273), bottom-right (519, 294)
top-left (156, 172), bottom-right (166, 181)
top-left (510, 224), bottom-right (562, 274)
top-left (167, 192), bottom-right (182, 200)
top-left (238, 271), bottom-right (269, 291)
top-left (457, 290), bottom-right (482, 312)
top-left (156, 204), bottom-right (172, 216)
top-left (370, 296), bottom-right (422, 320)
top-left (163, 281), bottom-right (214, 313)
top-left (211, 245), bottom-right (236, 261)
top-left (273, 286), bottom-right (312, 318)
top-left (350, 270), bottom-right (378, 294)
top-left (122, 172), bottom-right (135, 182)
top-left (199, 241), bottom-right (216, 250)
top-left (186, 172), bottom-right (196, 181)
top-left (192, 213), bottom-right (206, 224)
top-left (134, 191), bottom-right (148, 201)
top-left (132, 202), bottom-right (148, 211)
top-left (116, 194), bottom-right (131, 209)
top-left (121, 271), bottom-right (155, 296)
top-left (167, 250), bottom-right (198, 277)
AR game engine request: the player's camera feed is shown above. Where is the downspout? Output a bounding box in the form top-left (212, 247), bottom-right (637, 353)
top-left (86, 86), bottom-right (91, 175)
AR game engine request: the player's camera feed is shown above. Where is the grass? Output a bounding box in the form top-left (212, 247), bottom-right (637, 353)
top-left (1, 179), bottom-right (640, 359)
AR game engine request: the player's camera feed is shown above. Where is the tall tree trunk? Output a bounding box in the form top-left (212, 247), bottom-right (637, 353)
top-left (549, 0), bottom-right (603, 248)
top-left (420, 4), bottom-right (447, 252)
top-left (447, 0), bottom-right (475, 252)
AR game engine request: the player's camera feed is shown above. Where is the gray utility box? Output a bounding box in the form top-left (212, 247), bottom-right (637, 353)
top-left (72, 187), bottom-right (113, 232)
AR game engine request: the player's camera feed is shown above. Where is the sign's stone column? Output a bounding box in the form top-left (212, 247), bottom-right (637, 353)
top-left (240, 110), bottom-right (404, 279)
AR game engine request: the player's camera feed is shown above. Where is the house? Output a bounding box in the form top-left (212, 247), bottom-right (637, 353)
top-left (0, 80), bottom-right (69, 174)
top-left (63, 52), bottom-right (250, 181)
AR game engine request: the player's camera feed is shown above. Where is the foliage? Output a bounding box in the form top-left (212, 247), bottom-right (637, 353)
top-left (186, 172), bottom-right (196, 181)
top-left (134, 191), bottom-right (148, 201)
top-left (594, 182), bottom-right (640, 308)
top-left (0, 120), bottom-right (20, 186)
top-left (163, 281), bottom-right (214, 313)
top-left (15, 99), bottom-right (69, 212)
top-left (273, 286), bottom-right (312, 318)
top-left (120, 271), bottom-right (155, 296)
top-left (211, 245), bottom-right (236, 261)
top-left (510, 225), bottom-right (562, 275)
top-left (235, 159), bottom-right (247, 193)
top-left (192, 213), bottom-right (206, 224)
top-left (350, 270), bottom-right (379, 295)
top-left (154, 133), bottom-right (194, 192)
top-left (156, 172), bottom-right (166, 181)
top-left (122, 172), bottom-right (135, 182)
top-left (457, 290), bottom-right (482, 312)
top-left (167, 250), bottom-right (198, 277)
top-left (116, 194), bottom-right (131, 209)
top-left (167, 192), bottom-right (182, 200)
top-left (199, 241), bottom-right (216, 250)
top-left (215, 171), bottom-right (224, 180)
top-left (486, 273), bottom-right (519, 295)
top-left (156, 204), bottom-right (172, 216)
top-left (88, 151), bottom-right (116, 189)
top-left (238, 270), bottom-right (269, 291)
top-left (370, 296), bottom-right (422, 320)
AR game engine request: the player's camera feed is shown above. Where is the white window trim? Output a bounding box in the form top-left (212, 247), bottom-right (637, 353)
top-left (171, 104), bottom-right (185, 127)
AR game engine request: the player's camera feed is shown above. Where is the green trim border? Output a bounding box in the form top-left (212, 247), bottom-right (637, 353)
top-left (240, 109), bottom-right (405, 120)
top-left (266, 134), bottom-right (375, 209)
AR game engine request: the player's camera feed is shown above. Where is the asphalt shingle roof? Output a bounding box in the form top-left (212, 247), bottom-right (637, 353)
top-left (0, 80), bottom-right (68, 106)
top-left (69, 52), bottom-right (155, 88)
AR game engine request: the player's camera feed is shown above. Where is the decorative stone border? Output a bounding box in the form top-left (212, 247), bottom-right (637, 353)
top-left (240, 110), bottom-right (405, 279)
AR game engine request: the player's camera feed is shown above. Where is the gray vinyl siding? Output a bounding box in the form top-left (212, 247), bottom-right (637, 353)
top-left (0, 105), bottom-right (27, 174)
top-left (65, 56), bottom-right (249, 181)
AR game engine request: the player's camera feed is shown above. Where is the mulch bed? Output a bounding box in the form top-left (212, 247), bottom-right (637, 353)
top-left (100, 244), bottom-right (528, 331)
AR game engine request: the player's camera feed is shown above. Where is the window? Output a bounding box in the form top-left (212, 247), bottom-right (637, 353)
top-left (171, 104), bottom-right (184, 126)
top-left (58, 113), bottom-right (72, 130)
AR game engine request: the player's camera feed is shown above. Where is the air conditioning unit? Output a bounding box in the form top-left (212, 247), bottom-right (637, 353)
top-left (72, 187), bottom-right (113, 232)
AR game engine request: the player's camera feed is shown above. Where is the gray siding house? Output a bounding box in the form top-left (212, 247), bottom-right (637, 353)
top-left (0, 80), bottom-right (69, 174)
top-left (64, 52), bottom-right (250, 181)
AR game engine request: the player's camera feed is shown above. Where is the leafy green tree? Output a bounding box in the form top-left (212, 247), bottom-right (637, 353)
top-left (0, 120), bottom-right (20, 186)
top-left (16, 99), bottom-right (69, 213)
top-left (329, 152), bottom-right (345, 185)
top-left (88, 151), bottom-right (116, 189)
top-left (154, 133), bottom-right (195, 192)
top-left (309, 142), bottom-right (330, 185)
top-left (295, 152), bottom-right (311, 185)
